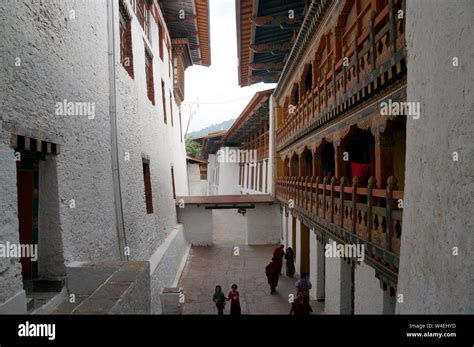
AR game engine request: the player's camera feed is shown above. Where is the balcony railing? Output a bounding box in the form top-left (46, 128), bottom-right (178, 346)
top-left (276, 175), bottom-right (403, 270)
top-left (241, 131), bottom-right (269, 162)
top-left (276, 1), bottom-right (406, 150)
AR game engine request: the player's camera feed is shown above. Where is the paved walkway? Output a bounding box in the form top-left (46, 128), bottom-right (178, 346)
top-left (178, 210), bottom-right (323, 315)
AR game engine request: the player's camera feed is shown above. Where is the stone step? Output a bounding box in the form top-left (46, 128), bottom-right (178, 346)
top-left (26, 297), bottom-right (35, 312)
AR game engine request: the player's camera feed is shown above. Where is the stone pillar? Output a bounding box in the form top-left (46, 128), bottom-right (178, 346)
top-left (177, 205), bottom-right (213, 246)
top-left (309, 229), bottom-right (325, 301)
top-left (295, 218), bottom-right (302, 274)
top-left (246, 204), bottom-right (280, 245)
top-left (383, 289), bottom-right (396, 314)
top-left (160, 288), bottom-right (183, 315)
top-left (339, 258), bottom-right (353, 314)
top-left (281, 206), bottom-right (287, 246)
top-left (287, 213), bottom-right (293, 250)
top-left (354, 261), bottom-right (384, 314)
top-left (397, 0), bottom-right (473, 314)
top-left (325, 238), bottom-right (352, 314)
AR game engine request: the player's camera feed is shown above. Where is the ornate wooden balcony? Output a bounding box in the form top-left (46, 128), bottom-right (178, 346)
top-left (276, 0), bottom-right (406, 151)
top-left (241, 130), bottom-right (269, 162)
top-left (276, 175), bottom-right (403, 284)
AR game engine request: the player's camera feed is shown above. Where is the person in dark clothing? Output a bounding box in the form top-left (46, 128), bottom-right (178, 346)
top-left (289, 291), bottom-right (311, 315)
top-left (226, 284), bottom-right (241, 316)
top-left (285, 247), bottom-right (295, 277)
top-left (265, 259), bottom-right (280, 294)
top-left (212, 285), bottom-right (226, 315)
top-left (295, 273), bottom-right (313, 313)
top-left (273, 245), bottom-right (285, 275)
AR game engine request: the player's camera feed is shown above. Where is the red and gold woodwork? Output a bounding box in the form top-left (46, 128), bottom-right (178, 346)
top-left (274, 0), bottom-right (406, 286)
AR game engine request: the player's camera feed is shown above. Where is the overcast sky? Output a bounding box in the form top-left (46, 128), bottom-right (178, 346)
top-left (182, 0), bottom-right (276, 134)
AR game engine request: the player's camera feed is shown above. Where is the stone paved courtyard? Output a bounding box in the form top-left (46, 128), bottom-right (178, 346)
top-left (178, 210), bottom-right (323, 315)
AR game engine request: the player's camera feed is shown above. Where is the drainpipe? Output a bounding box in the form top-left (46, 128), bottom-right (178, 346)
top-left (107, 0), bottom-right (128, 261)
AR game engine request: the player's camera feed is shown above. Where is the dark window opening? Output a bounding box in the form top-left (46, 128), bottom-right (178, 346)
top-left (142, 159), bottom-right (154, 214)
top-left (321, 142), bottom-right (335, 179)
top-left (161, 80), bottom-right (167, 123)
top-left (171, 166), bottom-right (176, 199)
top-left (145, 50), bottom-right (155, 104)
top-left (158, 22), bottom-right (164, 61)
top-left (169, 91), bottom-right (173, 126)
top-left (119, 1), bottom-right (134, 78)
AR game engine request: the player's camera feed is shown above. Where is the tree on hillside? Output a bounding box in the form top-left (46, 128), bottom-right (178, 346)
top-left (185, 137), bottom-right (202, 158)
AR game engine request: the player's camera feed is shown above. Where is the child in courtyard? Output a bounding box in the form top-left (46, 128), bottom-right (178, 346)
top-left (213, 285), bottom-right (226, 315)
top-left (226, 284), bottom-right (241, 315)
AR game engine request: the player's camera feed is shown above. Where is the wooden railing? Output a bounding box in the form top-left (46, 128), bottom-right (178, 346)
top-left (276, 175), bottom-right (403, 264)
top-left (276, 1), bottom-right (406, 149)
top-left (242, 131), bottom-right (269, 161)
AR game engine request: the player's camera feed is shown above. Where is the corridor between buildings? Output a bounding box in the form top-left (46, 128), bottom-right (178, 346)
top-left (178, 210), bottom-right (322, 314)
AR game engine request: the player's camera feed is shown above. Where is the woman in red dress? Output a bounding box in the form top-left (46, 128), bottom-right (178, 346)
top-left (226, 284), bottom-right (241, 315)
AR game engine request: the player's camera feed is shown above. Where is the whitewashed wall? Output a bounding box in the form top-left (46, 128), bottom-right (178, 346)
top-left (187, 163), bottom-right (207, 196)
top-left (0, 0), bottom-right (189, 313)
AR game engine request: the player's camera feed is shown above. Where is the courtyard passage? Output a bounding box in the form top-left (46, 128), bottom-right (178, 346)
top-left (178, 210), bottom-right (323, 314)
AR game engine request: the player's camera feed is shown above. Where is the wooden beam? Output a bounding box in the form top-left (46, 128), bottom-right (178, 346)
top-left (251, 15), bottom-right (303, 28)
top-left (249, 42), bottom-right (292, 53)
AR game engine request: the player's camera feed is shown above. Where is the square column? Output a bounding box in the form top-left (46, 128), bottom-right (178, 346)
top-left (354, 261), bottom-right (384, 314)
top-left (310, 229), bottom-right (325, 301)
top-left (295, 218), bottom-right (302, 274)
top-left (324, 238), bottom-right (352, 314)
top-left (281, 206), bottom-right (287, 246)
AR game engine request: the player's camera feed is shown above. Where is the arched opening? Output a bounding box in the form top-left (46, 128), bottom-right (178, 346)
top-left (319, 140), bottom-right (335, 179)
top-left (290, 153), bottom-right (299, 176)
top-left (343, 127), bottom-right (375, 186)
top-left (382, 118), bottom-right (407, 190)
top-left (300, 148), bottom-right (313, 177)
top-left (290, 83), bottom-right (300, 106)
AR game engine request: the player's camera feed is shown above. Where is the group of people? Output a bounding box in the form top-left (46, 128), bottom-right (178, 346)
top-left (211, 245), bottom-right (313, 315)
top-left (212, 284), bottom-right (241, 315)
top-left (265, 245), bottom-right (314, 315)
top-left (264, 245), bottom-right (296, 294)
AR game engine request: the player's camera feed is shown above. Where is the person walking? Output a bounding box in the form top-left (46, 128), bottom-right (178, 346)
top-left (273, 245), bottom-right (285, 275)
top-left (285, 247), bottom-right (295, 277)
top-left (289, 291), bottom-right (311, 315)
top-left (226, 284), bottom-right (241, 316)
top-left (213, 285), bottom-right (226, 315)
top-left (265, 259), bottom-right (280, 294)
top-left (295, 274), bottom-right (313, 313)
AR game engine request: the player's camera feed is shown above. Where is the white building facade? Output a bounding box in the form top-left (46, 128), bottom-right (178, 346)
top-left (0, 0), bottom-right (210, 314)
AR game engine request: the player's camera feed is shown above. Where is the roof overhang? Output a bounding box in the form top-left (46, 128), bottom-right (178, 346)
top-left (186, 155), bottom-right (208, 164)
top-left (236, 0), bottom-right (306, 87)
top-left (160, 0), bottom-right (211, 66)
top-left (224, 88), bottom-right (273, 145)
top-left (192, 130), bottom-right (226, 158)
top-left (172, 38), bottom-right (193, 68)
